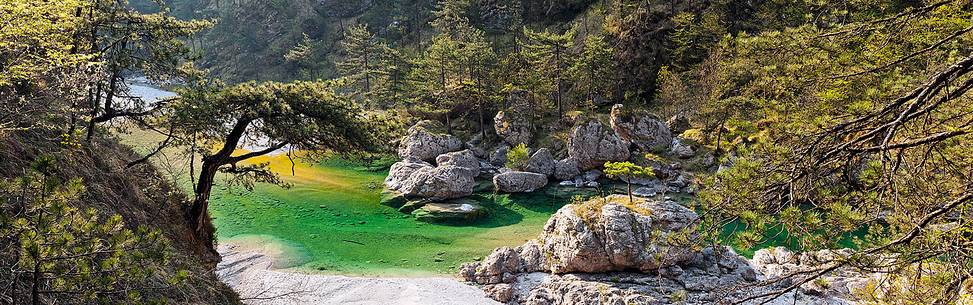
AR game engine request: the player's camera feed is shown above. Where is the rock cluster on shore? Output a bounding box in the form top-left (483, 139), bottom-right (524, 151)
top-left (459, 195), bottom-right (873, 305)
top-left (382, 96), bottom-right (711, 222)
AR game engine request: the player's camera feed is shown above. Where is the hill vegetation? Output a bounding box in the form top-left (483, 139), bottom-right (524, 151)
top-left (3, 0), bottom-right (973, 303)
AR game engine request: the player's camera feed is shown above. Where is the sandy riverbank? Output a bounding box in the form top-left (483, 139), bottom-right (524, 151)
top-left (215, 236), bottom-right (500, 305)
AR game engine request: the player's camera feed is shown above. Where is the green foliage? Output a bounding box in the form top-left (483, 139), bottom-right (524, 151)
top-left (568, 35), bottom-right (615, 107)
top-left (0, 0), bottom-right (89, 87)
top-left (285, 33), bottom-right (317, 79)
top-left (521, 26), bottom-right (575, 117)
top-left (506, 143), bottom-right (530, 170)
top-left (337, 24), bottom-right (397, 106)
top-left (0, 160), bottom-right (180, 304)
top-left (683, 1), bottom-right (973, 301)
top-left (603, 161), bottom-right (654, 202)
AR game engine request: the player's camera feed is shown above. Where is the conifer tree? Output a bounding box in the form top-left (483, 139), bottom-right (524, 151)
top-left (569, 35), bottom-right (615, 107)
top-left (79, 0), bottom-right (210, 141)
top-left (522, 27), bottom-right (575, 118)
top-left (284, 33), bottom-right (316, 79)
top-left (337, 24), bottom-right (392, 104)
top-left (0, 159), bottom-right (182, 304)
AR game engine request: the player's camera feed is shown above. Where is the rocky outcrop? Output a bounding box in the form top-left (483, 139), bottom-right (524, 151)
top-left (567, 120), bottom-right (630, 170)
top-left (461, 195), bottom-right (866, 305)
top-left (412, 199), bottom-right (486, 223)
top-left (667, 114), bottom-right (691, 135)
top-left (384, 159), bottom-right (476, 200)
top-left (609, 104), bottom-right (672, 152)
top-left (462, 195), bottom-right (698, 278)
top-left (397, 120), bottom-right (463, 162)
top-left (750, 247), bottom-right (873, 302)
top-left (494, 171), bottom-right (549, 193)
top-left (670, 137), bottom-right (695, 158)
top-left (525, 148), bottom-right (555, 177)
top-left (384, 159), bottom-right (434, 192)
top-left (436, 149), bottom-right (480, 176)
top-left (553, 157), bottom-right (580, 181)
top-left (543, 195), bottom-right (698, 273)
top-left (495, 110), bottom-right (533, 146)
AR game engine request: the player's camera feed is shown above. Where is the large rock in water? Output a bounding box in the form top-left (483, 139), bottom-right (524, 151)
top-left (567, 120), bottom-right (631, 170)
top-left (609, 104), bottom-right (672, 152)
top-left (397, 120), bottom-right (463, 162)
top-left (436, 149), bottom-right (480, 176)
top-left (524, 148), bottom-right (555, 177)
top-left (383, 159), bottom-right (434, 192)
top-left (384, 160), bottom-right (475, 200)
top-left (495, 110), bottom-right (533, 146)
top-left (494, 171), bottom-right (548, 193)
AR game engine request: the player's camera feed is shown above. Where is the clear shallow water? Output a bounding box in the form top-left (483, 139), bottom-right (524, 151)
top-left (120, 83), bottom-right (584, 276)
top-left (209, 155), bottom-right (589, 276)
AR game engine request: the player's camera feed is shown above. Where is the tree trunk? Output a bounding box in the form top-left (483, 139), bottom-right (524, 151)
top-left (555, 46), bottom-right (563, 119)
top-left (85, 82), bottom-right (104, 141)
top-left (188, 160), bottom-right (220, 234)
top-left (627, 179), bottom-right (633, 203)
top-left (186, 118), bottom-right (251, 252)
top-left (363, 42), bottom-right (370, 95)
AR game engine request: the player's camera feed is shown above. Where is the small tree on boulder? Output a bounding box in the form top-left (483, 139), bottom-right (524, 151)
top-left (604, 161), bottom-right (654, 203)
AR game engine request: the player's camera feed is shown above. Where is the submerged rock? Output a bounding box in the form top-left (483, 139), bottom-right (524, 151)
top-left (397, 120), bottom-right (463, 162)
top-left (412, 199), bottom-right (486, 223)
top-left (567, 120), bottom-right (630, 170)
top-left (494, 171), bottom-right (548, 193)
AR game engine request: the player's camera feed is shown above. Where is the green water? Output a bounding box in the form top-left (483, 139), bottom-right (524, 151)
top-left (209, 158), bottom-right (589, 276)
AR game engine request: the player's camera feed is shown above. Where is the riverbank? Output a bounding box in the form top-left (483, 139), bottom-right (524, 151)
top-left (216, 236), bottom-right (500, 305)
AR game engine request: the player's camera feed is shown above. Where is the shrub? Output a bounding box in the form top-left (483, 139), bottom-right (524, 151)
top-left (506, 143), bottom-right (530, 170)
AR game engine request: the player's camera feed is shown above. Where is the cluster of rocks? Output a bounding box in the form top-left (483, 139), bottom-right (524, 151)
top-left (459, 195), bottom-right (873, 305)
top-left (383, 96), bottom-right (711, 222)
top-left (383, 122), bottom-right (486, 222)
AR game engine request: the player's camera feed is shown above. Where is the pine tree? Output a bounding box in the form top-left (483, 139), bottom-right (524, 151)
top-left (569, 35), bottom-right (615, 107)
top-left (0, 159), bottom-right (182, 304)
top-left (337, 24), bottom-right (392, 104)
top-left (522, 27), bottom-right (575, 118)
top-left (284, 33), bottom-right (316, 79)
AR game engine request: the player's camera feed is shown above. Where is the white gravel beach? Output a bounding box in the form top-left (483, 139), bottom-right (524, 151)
top-left (216, 238), bottom-right (500, 305)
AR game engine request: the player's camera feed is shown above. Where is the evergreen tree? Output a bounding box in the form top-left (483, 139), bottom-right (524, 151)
top-left (522, 27), bottom-right (575, 118)
top-left (430, 0), bottom-right (472, 39)
top-left (165, 80), bottom-right (387, 249)
top-left (0, 159), bottom-right (182, 304)
top-left (337, 24), bottom-right (392, 105)
top-left (80, 0), bottom-right (211, 141)
top-left (569, 35), bottom-right (615, 108)
top-left (284, 33), bottom-right (317, 79)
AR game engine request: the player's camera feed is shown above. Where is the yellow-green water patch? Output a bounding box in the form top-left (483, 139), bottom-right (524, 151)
top-left (209, 156), bottom-right (588, 276)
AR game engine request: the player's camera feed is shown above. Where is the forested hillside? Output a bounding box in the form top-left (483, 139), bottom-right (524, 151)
top-left (3, 0), bottom-right (973, 304)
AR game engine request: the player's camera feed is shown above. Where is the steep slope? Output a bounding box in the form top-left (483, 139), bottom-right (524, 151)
top-left (0, 130), bottom-right (240, 304)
